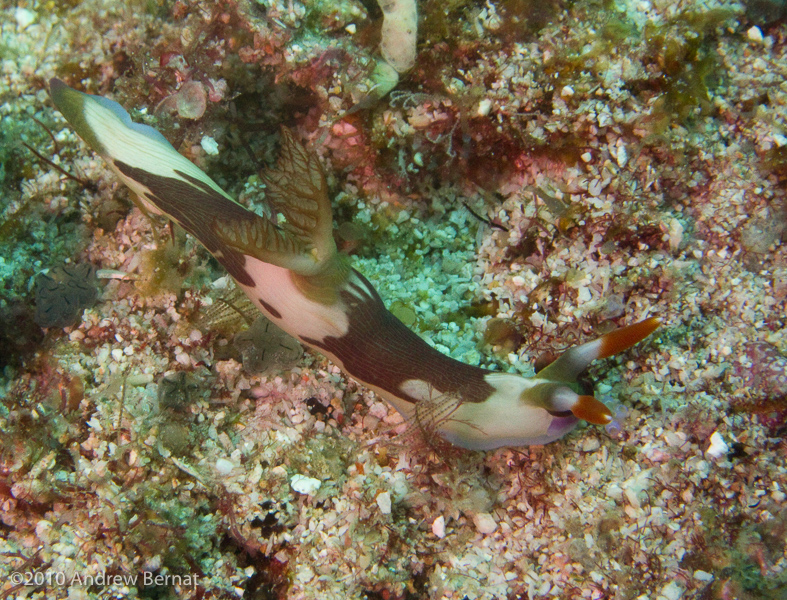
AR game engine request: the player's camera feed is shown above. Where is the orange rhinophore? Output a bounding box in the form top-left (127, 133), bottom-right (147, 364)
top-left (597, 317), bottom-right (662, 360)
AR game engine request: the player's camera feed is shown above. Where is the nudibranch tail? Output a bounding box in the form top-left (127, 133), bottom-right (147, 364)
top-left (48, 78), bottom-right (233, 215)
top-left (537, 317), bottom-right (661, 383)
top-left (48, 78), bottom-right (331, 279)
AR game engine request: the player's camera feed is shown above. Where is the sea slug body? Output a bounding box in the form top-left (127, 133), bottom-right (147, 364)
top-left (49, 78), bottom-right (659, 450)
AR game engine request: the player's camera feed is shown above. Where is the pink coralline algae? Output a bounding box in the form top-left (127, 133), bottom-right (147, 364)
top-left (735, 342), bottom-right (787, 429)
top-left (156, 80), bottom-right (208, 119)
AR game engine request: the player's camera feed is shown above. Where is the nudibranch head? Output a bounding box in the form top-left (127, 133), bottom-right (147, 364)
top-left (536, 317), bottom-right (661, 425)
top-left (432, 318), bottom-right (661, 450)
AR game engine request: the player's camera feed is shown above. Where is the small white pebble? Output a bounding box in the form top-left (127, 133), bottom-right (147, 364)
top-left (215, 458), bottom-right (235, 476)
top-left (432, 515), bottom-right (446, 538)
top-left (694, 570), bottom-right (714, 582)
top-left (212, 276), bottom-right (232, 289)
top-left (667, 218), bottom-right (684, 252)
top-left (581, 152), bottom-right (592, 163)
top-left (706, 431), bottom-right (729, 458)
top-left (616, 143), bottom-right (628, 168)
top-left (369, 401), bottom-right (389, 419)
top-left (126, 373), bottom-right (154, 386)
top-left (477, 98), bottom-right (493, 116)
top-left (175, 350), bottom-right (191, 366)
top-left (588, 178), bottom-right (605, 196)
top-left (111, 348), bottom-right (124, 362)
top-left (290, 474), bottom-right (321, 495)
top-left (664, 430), bottom-right (687, 448)
top-left (35, 519), bottom-right (52, 540)
top-left (376, 491), bottom-right (392, 515)
top-left (200, 135), bottom-right (219, 156)
top-left (658, 580), bottom-right (684, 600)
top-left (473, 512), bottom-right (497, 534)
top-left (14, 7), bottom-right (36, 29)
top-left (345, 23), bottom-right (357, 34)
top-left (581, 437), bottom-right (600, 452)
top-left (747, 26), bottom-right (763, 43)
top-left (561, 85), bottom-right (575, 97)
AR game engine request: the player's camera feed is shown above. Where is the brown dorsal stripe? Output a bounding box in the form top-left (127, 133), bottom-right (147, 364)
top-left (114, 162), bottom-right (255, 286)
top-left (301, 270), bottom-right (496, 405)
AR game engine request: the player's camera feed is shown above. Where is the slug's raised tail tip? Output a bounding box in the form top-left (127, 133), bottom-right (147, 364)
top-left (49, 77), bottom-right (66, 93)
top-left (48, 78), bottom-right (87, 127)
top-left (49, 77), bottom-right (87, 111)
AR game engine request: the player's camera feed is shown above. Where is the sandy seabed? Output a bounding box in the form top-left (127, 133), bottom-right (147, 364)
top-left (0, 0), bottom-right (786, 598)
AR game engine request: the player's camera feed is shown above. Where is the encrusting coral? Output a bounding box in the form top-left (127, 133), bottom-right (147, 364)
top-left (33, 262), bottom-right (99, 328)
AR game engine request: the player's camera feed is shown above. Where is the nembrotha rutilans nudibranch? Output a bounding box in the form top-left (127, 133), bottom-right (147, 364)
top-left (49, 78), bottom-right (660, 450)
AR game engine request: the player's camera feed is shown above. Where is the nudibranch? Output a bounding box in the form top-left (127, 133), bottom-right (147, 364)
top-left (49, 78), bottom-right (660, 450)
